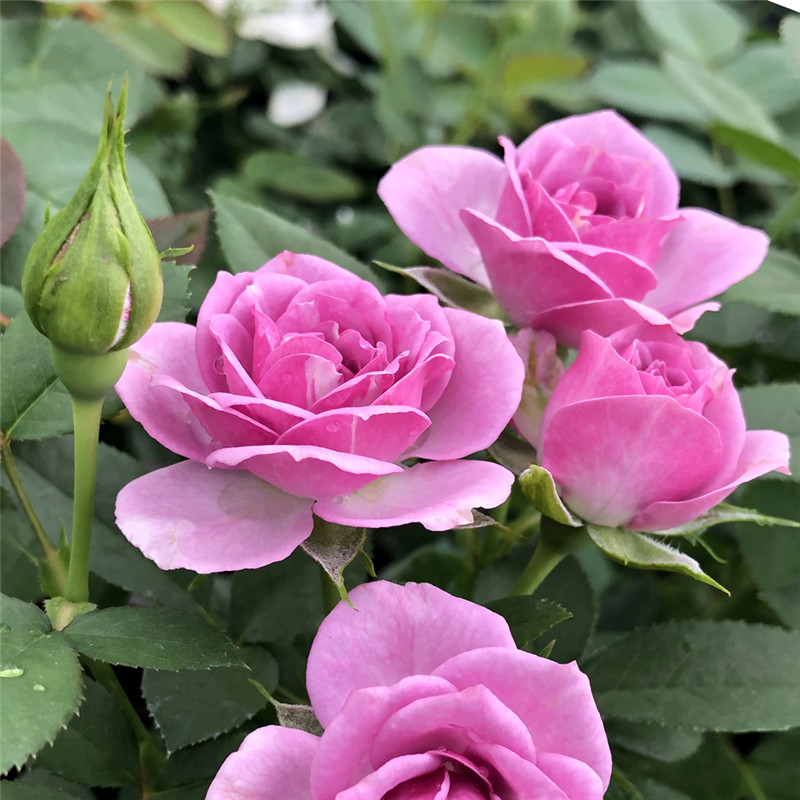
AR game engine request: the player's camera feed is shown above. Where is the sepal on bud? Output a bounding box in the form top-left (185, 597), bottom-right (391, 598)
top-left (21, 78), bottom-right (162, 356)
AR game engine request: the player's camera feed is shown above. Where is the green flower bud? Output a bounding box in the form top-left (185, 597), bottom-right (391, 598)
top-left (22, 79), bottom-right (162, 355)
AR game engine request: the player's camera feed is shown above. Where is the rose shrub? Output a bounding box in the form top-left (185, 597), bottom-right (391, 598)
top-left (115, 252), bottom-right (523, 572)
top-left (207, 580), bottom-right (612, 800)
top-left (378, 110), bottom-right (769, 347)
top-left (533, 324), bottom-right (791, 531)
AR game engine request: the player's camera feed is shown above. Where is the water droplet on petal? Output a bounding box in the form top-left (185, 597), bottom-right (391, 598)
top-left (437, 746), bottom-right (448, 752)
top-left (331, 496), bottom-right (344, 505)
top-left (0, 666), bottom-right (24, 678)
top-left (33, 683), bottom-right (45, 691)
top-left (477, 767), bottom-right (489, 779)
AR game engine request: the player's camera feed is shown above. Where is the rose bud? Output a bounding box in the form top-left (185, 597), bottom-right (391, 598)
top-left (22, 79), bottom-right (162, 357)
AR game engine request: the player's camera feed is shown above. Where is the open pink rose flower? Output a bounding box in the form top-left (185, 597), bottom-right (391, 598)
top-left (378, 110), bottom-right (769, 347)
top-left (534, 324), bottom-right (791, 531)
top-left (114, 252), bottom-right (523, 572)
top-left (207, 580), bottom-right (612, 800)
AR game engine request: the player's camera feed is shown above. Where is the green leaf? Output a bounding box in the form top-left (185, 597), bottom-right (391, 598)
top-left (377, 263), bottom-right (503, 319)
top-left (657, 501), bottom-right (800, 538)
top-left (711, 125), bottom-right (800, 184)
top-left (586, 61), bottom-right (705, 124)
top-left (0, 312), bottom-right (71, 441)
top-left (157, 262), bottom-right (195, 325)
top-left (583, 620), bottom-right (800, 731)
top-left (636, 0), bottom-right (745, 65)
top-left (502, 52), bottom-right (587, 95)
top-left (62, 607), bottom-right (242, 670)
top-left (518, 465), bottom-right (582, 527)
top-left (0, 783), bottom-right (90, 800)
top-left (301, 519), bottom-right (366, 602)
top-left (781, 15), bottom-right (800, 79)
top-left (142, 646), bottom-right (278, 753)
top-left (585, 525), bottom-right (728, 594)
top-left (0, 595), bottom-right (84, 774)
top-left (1, 137), bottom-right (25, 246)
top-left (643, 124), bottom-right (735, 187)
top-left (35, 678), bottom-right (138, 787)
top-left (241, 151), bottom-right (363, 204)
top-left (605, 719), bottom-right (703, 763)
top-left (748, 729), bottom-right (800, 800)
top-left (721, 42), bottom-right (800, 116)
top-left (664, 53), bottom-right (781, 142)
top-left (738, 383), bottom-right (800, 478)
top-left (723, 249), bottom-right (800, 317)
top-left (148, 210), bottom-right (211, 266)
top-left (143, 1), bottom-right (230, 57)
top-left (381, 544), bottom-right (471, 597)
top-left (211, 192), bottom-right (382, 288)
top-left (485, 596), bottom-right (572, 651)
top-left (488, 428), bottom-right (539, 477)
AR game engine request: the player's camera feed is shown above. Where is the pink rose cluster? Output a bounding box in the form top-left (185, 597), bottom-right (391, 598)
top-left (380, 110), bottom-right (791, 530)
top-left (115, 251), bottom-right (523, 572)
top-left (207, 581), bottom-right (612, 800)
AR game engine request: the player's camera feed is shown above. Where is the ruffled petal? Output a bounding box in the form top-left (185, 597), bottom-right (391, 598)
top-left (313, 460), bottom-right (515, 531)
top-left (307, 583), bottom-right (514, 727)
top-left (115, 462), bottom-right (314, 572)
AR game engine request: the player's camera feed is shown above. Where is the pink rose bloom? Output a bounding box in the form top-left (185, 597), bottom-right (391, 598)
top-left (535, 324), bottom-right (791, 531)
top-left (378, 110), bottom-right (769, 347)
top-left (115, 252), bottom-right (523, 572)
top-left (207, 581), bottom-right (612, 800)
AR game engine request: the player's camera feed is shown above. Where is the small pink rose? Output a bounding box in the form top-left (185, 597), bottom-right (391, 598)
top-left (378, 110), bottom-right (768, 347)
top-left (206, 581), bottom-right (612, 800)
top-left (535, 324), bottom-right (791, 531)
top-left (115, 252), bottom-right (524, 573)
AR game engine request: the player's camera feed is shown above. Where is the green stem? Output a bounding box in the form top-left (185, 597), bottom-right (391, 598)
top-left (611, 764), bottom-right (644, 799)
top-left (63, 395), bottom-right (104, 604)
top-left (719, 733), bottom-right (768, 800)
top-left (509, 518), bottom-right (588, 596)
top-left (320, 566), bottom-right (341, 615)
top-left (1, 440), bottom-right (67, 595)
top-left (88, 658), bottom-right (165, 795)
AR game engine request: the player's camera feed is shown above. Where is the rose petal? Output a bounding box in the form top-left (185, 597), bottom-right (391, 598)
top-left (579, 215), bottom-right (680, 265)
top-left (630, 429), bottom-right (791, 531)
top-left (116, 323), bottom-right (213, 461)
top-left (408, 306), bottom-right (523, 460)
top-left (378, 145), bottom-right (508, 286)
top-left (115, 462), bottom-right (314, 572)
top-left (307, 582), bottom-right (515, 727)
top-left (536, 752), bottom-right (608, 800)
top-left (206, 726), bottom-right (319, 800)
top-left (645, 208), bottom-right (769, 317)
top-left (309, 676), bottom-right (458, 797)
top-left (541, 396), bottom-right (723, 528)
top-left (208, 444), bottom-right (403, 501)
top-left (260, 249), bottom-right (362, 284)
top-left (333, 754), bottom-right (444, 800)
top-left (277, 406), bottom-right (430, 462)
top-left (312, 460), bottom-right (515, 531)
top-left (461, 211), bottom-right (614, 327)
top-left (433, 649), bottom-right (611, 789)
top-left (475, 743), bottom-right (571, 800)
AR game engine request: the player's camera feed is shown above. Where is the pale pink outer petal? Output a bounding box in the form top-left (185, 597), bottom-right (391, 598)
top-left (378, 145), bottom-right (508, 286)
top-left (535, 753), bottom-right (606, 800)
top-left (116, 322), bottom-right (213, 461)
top-left (433, 649), bottom-right (611, 791)
top-left (206, 726), bottom-right (318, 800)
top-left (540, 396), bottom-right (723, 528)
top-left (310, 676), bottom-right (458, 798)
top-left (668, 301), bottom-right (720, 334)
top-left (476, 744), bottom-right (571, 800)
top-left (115, 462), bottom-right (314, 572)
top-left (408, 306), bottom-right (524, 460)
top-left (307, 582), bottom-right (515, 728)
top-left (207, 445), bottom-right (403, 502)
top-left (260, 249), bottom-right (363, 283)
top-left (312, 460), bottom-right (515, 531)
top-left (333, 754), bottom-right (444, 800)
top-left (517, 110), bottom-right (680, 216)
top-left (644, 208), bottom-right (769, 317)
top-left (630, 429), bottom-right (791, 531)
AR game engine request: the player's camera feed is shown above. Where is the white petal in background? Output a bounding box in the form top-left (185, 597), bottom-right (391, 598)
top-left (268, 81), bottom-right (328, 127)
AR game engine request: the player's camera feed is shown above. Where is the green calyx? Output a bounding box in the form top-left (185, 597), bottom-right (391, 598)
top-left (21, 77), bottom-right (162, 356)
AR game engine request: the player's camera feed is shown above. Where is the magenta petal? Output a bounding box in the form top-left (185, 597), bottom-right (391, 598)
top-left (536, 753), bottom-right (606, 800)
top-left (580, 216), bottom-right (680, 264)
top-left (645, 208), bottom-right (769, 317)
top-left (115, 462), bottom-right (314, 572)
top-left (116, 323), bottom-right (213, 461)
top-left (631, 429), bottom-right (791, 531)
top-left (370, 685), bottom-right (537, 766)
top-left (461, 211), bottom-right (613, 326)
top-left (307, 582), bottom-right (515, 728)
top-left (433, 649), bottom-right (611, 790)
top-left (410, 307), bottom-right (524, 460)
top-left (208, 445), bottom-right (402, 501)
top-left (206, 726), bottom-right (318, 800)
top-left (313, 460), bottom-right (515, 531)
top-left (277, 407), bottom-right (430, 462)
top-left (471, 744), bottom-right (569, 800)
top-left (532, 298), bottom-right (676, 349)
top-left (260, 249), bottom-right (362, 283)
top-left (310, 676), bottom-right (457, 797)
top-left (334, 755), bottom-right (445, 800)
top-left (378, 145), bottom-right (508, 285)
top-left (668, 301), bottom-right (720, 334)
top-left (541, 396), bottom-right (723, 527)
